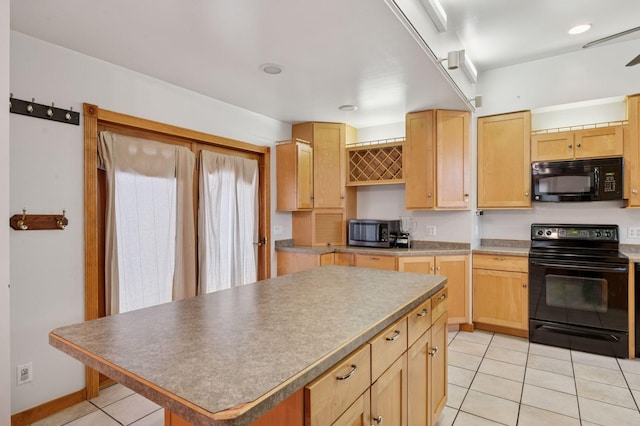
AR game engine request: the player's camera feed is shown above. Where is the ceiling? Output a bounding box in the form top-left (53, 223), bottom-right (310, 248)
top-left (9, 0), bottom-right (640, 129)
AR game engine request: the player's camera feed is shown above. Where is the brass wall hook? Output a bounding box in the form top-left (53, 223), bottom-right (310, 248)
top-left (16, 209), bottom-right (28, 230)
top-left (56, 210), bottom-right (67, 229)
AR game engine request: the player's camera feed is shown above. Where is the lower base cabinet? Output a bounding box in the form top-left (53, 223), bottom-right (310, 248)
top-left (472, 254), bottom-right (528, 336)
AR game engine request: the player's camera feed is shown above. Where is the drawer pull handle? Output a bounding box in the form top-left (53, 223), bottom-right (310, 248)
top-left (429, 346), bottom-right (440, 356)
top-left (438, 294), bottom-right (446, 301)
top-left (417, 308), bottom-right (428, 317)
top-left (385, 330), bottom-right (401, 341)
top-left (373, 415), bottom-right (383, 424)
top-left (493, 257), bottom-right (506, 261)
top-left (336, 364), bottom-right (357, 381)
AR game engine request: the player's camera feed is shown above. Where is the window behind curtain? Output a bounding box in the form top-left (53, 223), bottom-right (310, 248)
top-left (114, 172), bottom-right (176, 312)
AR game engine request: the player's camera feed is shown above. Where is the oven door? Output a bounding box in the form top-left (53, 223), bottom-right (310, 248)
top-left (529, 257), bottom-right (628, 332)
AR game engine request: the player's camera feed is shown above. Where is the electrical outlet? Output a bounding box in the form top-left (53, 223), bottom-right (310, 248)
top-left (17, 362), bottom-right (32, 385)
top-left (425, 225), bottom-right (437, 236)
top-left (629, 227), bottom-right (640, 239)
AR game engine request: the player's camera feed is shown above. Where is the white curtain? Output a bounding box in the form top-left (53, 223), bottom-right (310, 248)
top-left (98, 131), bottom-right (196, 314)
top-left (199, 150), bottom-right (258, 294)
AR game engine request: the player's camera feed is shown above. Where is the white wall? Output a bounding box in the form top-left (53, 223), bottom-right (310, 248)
top-left (1, 0), bottom-right (11, 423)
top-left (476, 39), bottom-right (640, 244)
top-left (9, 31), bottom-right (290, 414)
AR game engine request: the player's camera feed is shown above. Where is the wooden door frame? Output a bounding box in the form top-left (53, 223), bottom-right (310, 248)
top-left (83, 103), bottom-right (271, 398)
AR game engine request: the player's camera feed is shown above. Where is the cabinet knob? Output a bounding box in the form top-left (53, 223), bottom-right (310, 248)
top-left (436, 266), bottom-right (441, 271)
top-left (385, 330), bottom-right (401, 341)
top-left (568, 144), bottom-right (573, 149)
top-left (373, 416), bottom-right (383, 424)
top-left (633, 189), bottom-right (638, 195)
top-left (525, 192), bottom-right (529, 197)
top-left (427, 193), bottom-right (432, 198)
top-left (522, 283), bottom-right (527, 288)
top-left (417, 308), bottom-right (428, 317)
top-left (429, 346), bottom-right (440, 356)
top-left (576, 143), bottom-right (581, 148)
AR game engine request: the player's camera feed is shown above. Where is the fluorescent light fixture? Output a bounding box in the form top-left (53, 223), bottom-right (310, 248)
top-left (568, 23), bottom-right (591, 35)
top-left (458, 50), bottom-right (478, 83)
top-left (419, 0), bottom-right (447, 33)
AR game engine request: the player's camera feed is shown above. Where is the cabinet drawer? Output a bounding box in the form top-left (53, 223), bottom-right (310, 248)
top-left (473, 254), bottom-right (528, 272)
top-left (304, 345), bottom-right (371, 426)
top-left (407, 298), bottom-right (432, 347)
top-left (370, 317), bottom-right (407, 381)
top-left (354, 254), bottom-right (397, 271)
top-left (431, 287), bottom-right (448, 321)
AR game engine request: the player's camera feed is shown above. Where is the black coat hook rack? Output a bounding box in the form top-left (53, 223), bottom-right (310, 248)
top-left (9, 94), bottom-right (80, 125)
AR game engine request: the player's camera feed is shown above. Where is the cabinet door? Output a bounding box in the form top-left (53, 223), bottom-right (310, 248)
top-left (353, 254), bottom-right (396, 271)
top-left (334, 252), bottom-right (355, 267)
top-left (575, 126), bottom-right (624, 159)
top-left (405, 110), bottom-right (436, 209)
top-left (296, 143), bottom-right (314, 209)
top-left (407, 330), bottom-right (431, 426)
top-left (627, 95), bottom-right (640, 206)
top-left (333, 389), bottom-right (370, 426)
top-left (477, 111), bottom-right (531, 208)
top-left (276, 252), bottom-right (321, 276)
top-left (436, 110), bottom-right (470, 209)
top-left (531, 131), bottom-right (574, 162)
top-left (370, 353), bottom-right (408, 426)
top-left (313, 123), bottom-right (346, 208)
top-left (472, 268), bottom-right (528, 330)
top-left (430, 314), bottom-right (448, 422)
top-left (397, 256), bottom-right (435, 274)
top-left (435, 255), bottom-right (469, 325)
top-left (276, 141), bottom-right (313, 211)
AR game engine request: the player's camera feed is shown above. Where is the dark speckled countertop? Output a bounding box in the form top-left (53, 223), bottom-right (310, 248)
top-left (50, 266), bottom-right (446, 425)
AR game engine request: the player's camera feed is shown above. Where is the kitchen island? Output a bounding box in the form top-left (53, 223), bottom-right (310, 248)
top-left (50, 266), bottom-right (447, 425)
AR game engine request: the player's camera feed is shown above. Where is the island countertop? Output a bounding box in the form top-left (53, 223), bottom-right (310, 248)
top-left (50, 266), bottom-right (447, 425)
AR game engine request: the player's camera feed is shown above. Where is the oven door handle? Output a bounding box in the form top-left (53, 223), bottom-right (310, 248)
top-left (535, 324), bottom-right (622, 342)
top-left (529, 260), bottom-right (628, 273)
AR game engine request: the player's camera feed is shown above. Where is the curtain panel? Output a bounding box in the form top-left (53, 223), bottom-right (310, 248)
top-left (98, 131), bottom-right (196, 314)
top-left (198, 150), bottom-right (258, 294)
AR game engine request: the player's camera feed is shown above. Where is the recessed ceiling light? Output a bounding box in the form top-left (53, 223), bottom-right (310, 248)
top-left (568, 24), bottom-right (591, 35)
top-left (259, 63), bottom-right (283, 75)
top-left (338, 105), bottom-right (359, 112)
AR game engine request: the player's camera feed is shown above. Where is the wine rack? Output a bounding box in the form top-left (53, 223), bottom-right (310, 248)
top-left (347, 138), bottom-right (404, 186)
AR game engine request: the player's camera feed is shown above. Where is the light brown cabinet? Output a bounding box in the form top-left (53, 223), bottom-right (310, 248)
top-left (397, 255), bottom-right (469, 326)
top-left (353, 254), bottom-right (396, 271)
top-left (276, 251), bottom-right (333, 276)
top-left (531, 126), bottom-right (624, 162)
top-left (292, 122), bottom-right (356, 210)
top-left (472, 254), bottom-right (529, 336)
top-left (405, 110), bottom-right (470, 210)
top-left (276, 139), bottom-right (313, 211)
top-left (626, 94), bottom-right (640, 206)
top-left (290, 122), bottom-right (357, 246)
top-left (477, 111), bottom-right (531, 209)
top-left (370, 353), bottom-right (408, 426)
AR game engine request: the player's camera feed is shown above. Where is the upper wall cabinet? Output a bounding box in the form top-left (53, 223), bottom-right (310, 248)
top-left (292, 122), bottom-right (356, 210)
top-left (276, 139), bottom-right (313, 211)
top-left (405, 110), bottom-right (470, 210)
top-left (477, 111), bottom-right (532, 209)
top-left (626, 95), bottom-right (640, 206)
top-left (531, 125), bottom-right (624, 162)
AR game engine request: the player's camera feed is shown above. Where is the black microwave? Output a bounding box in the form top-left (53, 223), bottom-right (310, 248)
top-left (531, 157), bottom-right (623, 202)
top-left (348, 219), bottom-right (400, 248)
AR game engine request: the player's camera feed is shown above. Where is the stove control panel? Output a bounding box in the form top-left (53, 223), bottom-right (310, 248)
top-left (531, 225), bottom-right (618, 242)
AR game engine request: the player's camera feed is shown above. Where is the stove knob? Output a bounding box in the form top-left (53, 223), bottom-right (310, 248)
top-left (546, 230), bottom-right (552, 236)
top-left (594, 231), bottom-right (602, 238)
top-left (605, 231), bottom-right (612, 238)
top-left (537, 230), bottom-right (544, 236)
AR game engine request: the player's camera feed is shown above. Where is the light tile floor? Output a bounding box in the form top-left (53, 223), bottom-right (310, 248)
top-left (32, 330), bottom-right (640, 426)
top-left (439, 330), bottom-right (640, 426)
